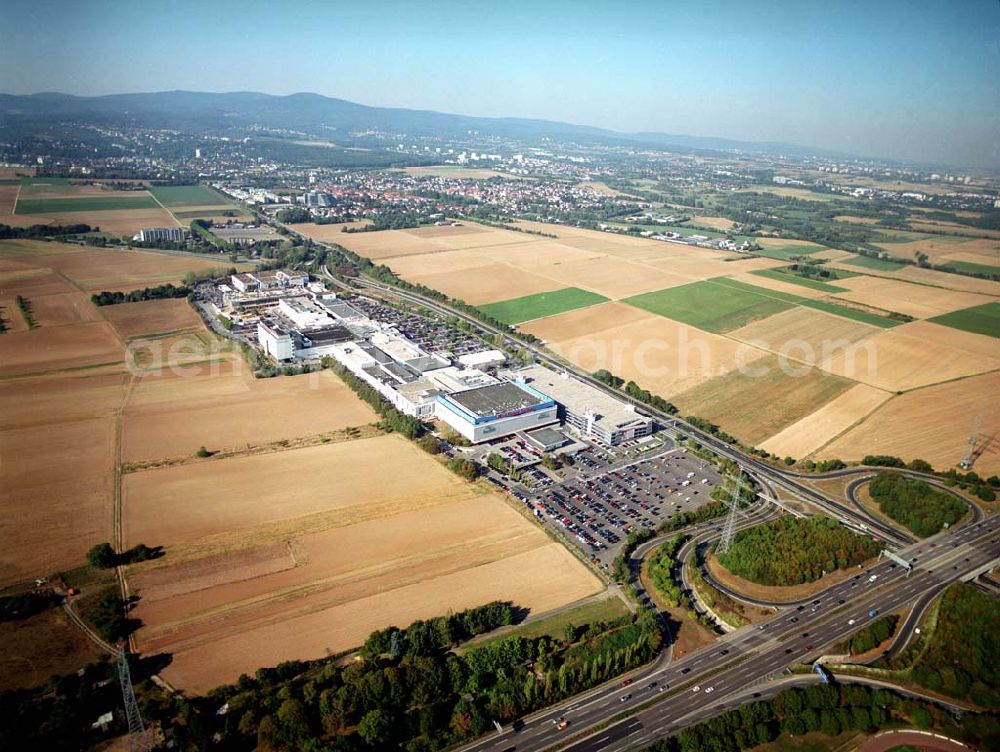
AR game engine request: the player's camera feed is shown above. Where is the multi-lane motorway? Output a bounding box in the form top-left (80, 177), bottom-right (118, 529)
top-left (459, 517), bottom-right (1000, 752)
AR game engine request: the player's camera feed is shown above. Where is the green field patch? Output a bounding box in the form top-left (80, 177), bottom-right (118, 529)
top-left (843, 254), bottom-right (906, 271)
top-left (479, 287), bottom-right (609, 324)
top-left (753, 244), bottom-right (827, 260)
top-left (149, 185), bottom-right (235, 208)
top-left (19, 177), bottom-right (70, 185)
top-left (801, 299), bottom-right (904, 328)
top-left (929, 302), bottom-right (1000, 338)
top-left (14, 195), bottom-right (160, 214)
top-left (623, 278), bottom-right (797, 332)
top-left (461, 597), bottom-right (631, 651)
top-left (0, 179), bottom-right (21, 185)
top-left (750, 268), bottom-right (849, 293)
top-left (171, 208), bottom-right (244, 219)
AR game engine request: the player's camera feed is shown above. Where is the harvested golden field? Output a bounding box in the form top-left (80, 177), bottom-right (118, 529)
top-left (334, 223), bottom-right (521, 260)
top-left (821, 320), bottom-right (1000, 392)
top-left (0, 184), bottom-right (19, 215)
top-left (522, 254), bottom-right (691, 298)
top-left (524, 302), bottom-right (770, 396)
top-left (728, 306), bottom-right (880, 362)
top-left (0, 240), bottom-right (234, 291)
top-left (0, 414), bottom-right (117, 585)
top-left (759, 383), bottom-right (892, 459)
top-left (726, 271), bottom-right (829, 299)
top-left (672, 354), bottom-right (855, 445)
top-left (0, 166), bottom-right (34, 178)
top-left (834, 215), bottom-right (881, 225)
top-left (6, 208), bottom-right (179, 235)
top-left (816, 372), bottom-right (1000, 475)
top-left (874, 236), bottom-right (1000, 266)
top-left (831, 275), bottom-right (994, 319)
top-left (908, 220), bottom-right (1000, 239)
top-left (576, 180), bottom-right (633, 196)
top-left (403, 165), bottom-right (513, 179)
top-left (18, 182), bottom-right (114, 199)
top-left (102, 298), bottom-right (204, 339)
top-left (405, 262), bottom-right (564, 304)
top-left (890, 265), bottom-right (1000, 296)
top-left (123, 368), bottom-right (378, 462)
top-left (0, 321), bottom-right (124, 377)
top-left (692, 215), bottom-right (737, 230)
top-left (125, 435), bottom-right (601, 691)
top-left (27, 292), bottom-right (103, 327)
top-left (0, 606), bottom-right (105, 692)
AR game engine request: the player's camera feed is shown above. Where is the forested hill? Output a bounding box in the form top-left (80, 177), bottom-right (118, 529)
top-left (0, 90), bottom-right (840, 157)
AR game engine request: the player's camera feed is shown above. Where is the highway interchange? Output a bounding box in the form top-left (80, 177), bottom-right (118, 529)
top-left (272, 220), bottom-right (1000, 752)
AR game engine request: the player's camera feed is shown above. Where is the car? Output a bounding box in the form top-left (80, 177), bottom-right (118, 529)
top-left (551, 716), bottom-right (564, 725)
top-left (758, 624), bottom-right (767, 630)
top-left (658, 685), bottom-right (667, 693)
top-left (621, 678), bottom-right (633, 687)
top-left (681, 667), bottom-right (691, 674)
top-left (619, 694), bottom-right (631, 702)
top-left (557, 720), bottom-right (569, 731)
top-left (646, 681), bottom-right (657, 690)
top-left (720, 649), bottom-right (729, 655)
top-left (785, 648), bottom-right (793, 654)
top-left (806, 644), bottom-right (814, 651)
top-left (838, 599), bottom-right (845, 604)
top-left (692, 685), bottom-right (701, 692)
top-left (848, 619), bottom-right (856, 625)
top-left (790, 617), bottom-right (799, 623)
top-left (704, 687), bottom-right (715, 694)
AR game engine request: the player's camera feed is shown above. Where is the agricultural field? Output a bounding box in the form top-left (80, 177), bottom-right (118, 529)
top-left (820, 320), bottom-right (1000, 392)
top-left (929, 301), bottom-right (1000, 337)
top-left (829, 275), bottom-right (993, 319)
top-left (671, 354), bottom-right (854, 445)
top-left (402, 165), bottom-right (515, 179)
top-left (14, 195), bottom-right (161, 214)
top-left (752, 238), bottom-right (828, 260)
top-left (123, 366), bottom-right (378, 462)
top-left (728, 306), bottom-right (880, 362)
top-left (815, 371), bottom-right (1000, 476)
top-left (101, 297), bottom-right (205, 339)
top-left (147, 184), bottom-right (233, 208)
top-left (874, 235), bottom-right (1000, 268)
top-left (123, 435), bottom-right (602, 692)
top-left (750, 268), bottom-right (850, 293)
top-left (759, 383), bottom-right (891, 459)
top-left (479, 287), bottom-right (608, 324)
top-left (624, 278), bottom-right (795, 333)
top-left (0, 239), bottom-right (246, 585)
top-left (523, 301), bottom-right (770, 395)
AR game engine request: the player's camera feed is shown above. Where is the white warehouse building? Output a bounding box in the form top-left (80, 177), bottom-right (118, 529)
top-left (257, 321), bottom-right (293, 361)
top-left (435, 380), bottom-right (558, 444)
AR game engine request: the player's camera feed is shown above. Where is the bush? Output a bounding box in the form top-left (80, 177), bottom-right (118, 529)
top-left (447, 457), bottom-right (478, 481)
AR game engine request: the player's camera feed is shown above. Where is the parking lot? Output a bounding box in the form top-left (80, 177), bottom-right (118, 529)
top-left (478, 433), bottom-right (723, 570)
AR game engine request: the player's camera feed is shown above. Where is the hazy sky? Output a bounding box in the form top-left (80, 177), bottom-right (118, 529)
top-left (2, 0), bottom-right (999, 167)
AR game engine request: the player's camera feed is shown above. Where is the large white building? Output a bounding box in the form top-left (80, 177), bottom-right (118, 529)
top-left (231, 270), bottom-right (308, 293)
top-left (135, 227), bottom-right (184, 243)
top-left (508, 365), bottom-right (654, 446)
top-left (436, 380), bottom-right (559, 444)
top-left (257, 321), bottom-right (293, 361)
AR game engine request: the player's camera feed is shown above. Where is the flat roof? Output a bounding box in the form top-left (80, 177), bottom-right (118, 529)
top-left (510, 365), bottom-right (651, 430)
top-left (525, 426), bottom-right (569, 448)
top-left (447, 381), bottom-right (549, 419)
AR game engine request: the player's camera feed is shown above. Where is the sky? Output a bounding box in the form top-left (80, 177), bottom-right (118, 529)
top-left (2, 0), bottom-right (999, 168)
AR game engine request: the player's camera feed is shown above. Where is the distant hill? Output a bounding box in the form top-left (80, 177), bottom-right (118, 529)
top-left (0, 89), bottom-right (853, 160)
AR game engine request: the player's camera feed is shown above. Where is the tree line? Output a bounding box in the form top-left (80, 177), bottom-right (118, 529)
top-left (329, 364), bottom-right (423, 439)
top-left (0, 222), bottom-right (92, 239)
top-left (90, 283), bottom-right (190, 306)
top-left (717, 516), bottom-right (880, 587)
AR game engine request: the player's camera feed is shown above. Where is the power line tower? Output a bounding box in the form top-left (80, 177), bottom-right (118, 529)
top-left (958, 410), bottom-right (984, 470)
top-left (118, 646), bottom-right (151, 752)
top-left (717, 473), bottom-right (752, 555)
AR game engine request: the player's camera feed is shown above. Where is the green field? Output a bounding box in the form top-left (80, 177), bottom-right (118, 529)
top-left (624, 278), bottom-right (796, 332)
top-left (753, 244), bottom-right (827, 261)
top-left (751, 268), bottom-right (850, 293)
top-left (462, 597), bottom-right (630, 650)
top-left (148, 185), bottom-right (234, 207)
top-left (20, 177), bottom-right (70, 185)
top-left (479, 287), bottom-right (609, 324)
top-left (14, 195), bottom-right (160, 214)
top-left (929, 302), bottom-right (1000, 338)
top-left (843, 254), bottom-right (907, 271)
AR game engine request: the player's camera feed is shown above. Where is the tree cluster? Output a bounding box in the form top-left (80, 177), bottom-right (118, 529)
top-left (86, 541), bottom-right (162, 569)
top-left (195, 603), bottom-right (660, 751)
top-left (0, 222), bottom-right (92, 239)
top-left (647, 535), bottom-right (685, 606)
top-left (717, 516), bottom-right (880, 587)
top-left (275, 207), bottom-right (313, 224)
top-left (910, 583), bottom-right (1000, 707)
top-left (843, 614), bottom-right (899, 655)
top-left (869, 472), bottom-right (966, 537)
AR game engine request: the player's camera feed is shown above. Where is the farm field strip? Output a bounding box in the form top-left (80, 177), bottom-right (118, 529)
top-left (13, 195), bottom-right (161, 214)
top-left (478, 287), bottom-right (609, 324)
top-left (928, 301), bottom-right (1000, 337)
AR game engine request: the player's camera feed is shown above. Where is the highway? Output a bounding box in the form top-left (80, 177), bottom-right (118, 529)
top-left (457, 517), bottom-right (1000, 752)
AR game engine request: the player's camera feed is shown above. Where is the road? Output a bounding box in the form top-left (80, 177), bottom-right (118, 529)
top-left (456, 516), bottom-right (1000, 752)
